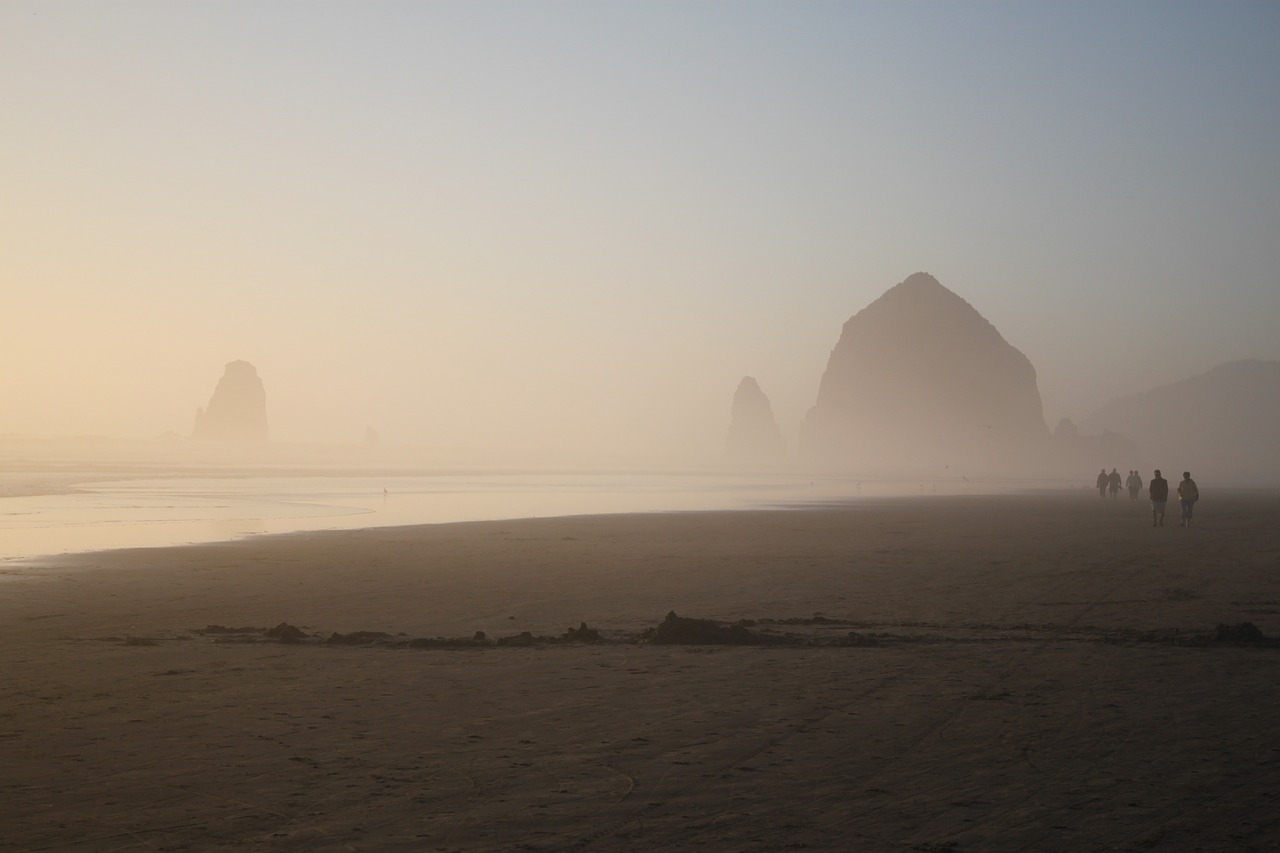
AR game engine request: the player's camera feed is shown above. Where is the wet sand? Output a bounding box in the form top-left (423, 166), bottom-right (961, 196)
top-left (3, 491), bottom-right (1279, 851)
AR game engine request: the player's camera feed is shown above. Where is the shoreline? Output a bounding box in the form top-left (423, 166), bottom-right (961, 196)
top-left (4, 486), bottom-right (1099, 577)
top-left (0, 470), bottom-right (1077, 566)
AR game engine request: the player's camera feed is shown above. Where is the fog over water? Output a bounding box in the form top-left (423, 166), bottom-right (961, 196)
top-left (4, 3), bottom-right (1279, 473)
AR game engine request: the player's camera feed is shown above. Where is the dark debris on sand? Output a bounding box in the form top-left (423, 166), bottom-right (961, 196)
top-left (182, 615), bottom-right (881, 649)
top-left (410, 633), bottom-right (493, 649)
top-left (641, 611), bottom-right (762, 645)
top-left (180, 615), bottom-right (1277, 651)
top-left (192, 623), bottom-right (315, 644)
top-left (639, 611), bottom-right (878, 647)
top-left (265, 623), bottom-right (311, 643)
top-left (1203, 621), bottom-right (1277, 647)
top-left (1103, 621), bottom-right (1280, 648)
top-left (326, 629), bottom-right (399, 646)
top-left (236, 622), bottom-right (614, 648)
top-left (493, 622), bottom-right (605, 647)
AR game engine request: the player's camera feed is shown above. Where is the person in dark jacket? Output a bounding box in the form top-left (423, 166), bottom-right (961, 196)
top-left (1096, 468), bottom-right (1109, 498)
top-left (1149, 469), bottom-right (1169, 527)
top-left (1107, 468), bottom-right (1122, 498)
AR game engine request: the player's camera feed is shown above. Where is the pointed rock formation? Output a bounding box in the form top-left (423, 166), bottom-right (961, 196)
top-left (727, 376), bottom-right (785, 462)
top-left (192, 360), bottom-right (268, 442)
top-left (1080, 360), bottom-right (1280, 484)
top-left (801, 272), bottom-right (1048, 474)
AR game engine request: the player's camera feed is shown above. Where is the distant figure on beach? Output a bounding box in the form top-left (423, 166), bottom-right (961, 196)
top-left (1178, 472), bottom-right (1199, 527)
top-left (1149, 469), bottom-right (1169, 527)
top-left (1107, 468), bottom-right (1122, 498)
top-left (1126, 470), bottom-right (1142, 500)
top-left (1096, 468), bottom-right (1109, 498)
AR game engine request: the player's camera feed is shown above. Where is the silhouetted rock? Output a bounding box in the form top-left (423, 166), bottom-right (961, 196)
top-left (801, 273), bottom-right (1049, 475)
top-left (1080, 360), bottom-right (1280, 484)
top-left (727, 376), bottom-right (785, 462)
top-left (192, 360), bottom-right (268, 442)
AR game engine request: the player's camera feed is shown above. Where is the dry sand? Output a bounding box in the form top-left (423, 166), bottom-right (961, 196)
top-left (3, 491), bottom-right (1279, 852)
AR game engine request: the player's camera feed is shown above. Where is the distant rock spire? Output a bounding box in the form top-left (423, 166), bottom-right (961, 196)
top-left (192, 360), bottom-right (268, 442)
top-left (727, 376), bottom-right (785, 462)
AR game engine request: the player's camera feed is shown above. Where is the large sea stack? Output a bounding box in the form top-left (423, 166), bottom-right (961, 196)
top-left (726, 376), bottom-right (785, 462)
top-left (192, 360), bottom-right (269, 442)
top-left (801, 273), bottom-right (1049, 475)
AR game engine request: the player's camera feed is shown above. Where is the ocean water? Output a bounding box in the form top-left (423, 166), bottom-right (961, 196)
top-left (0, 471), bottom-right (854, 563)
top-left (0, 469), bottom-right (1030, 564)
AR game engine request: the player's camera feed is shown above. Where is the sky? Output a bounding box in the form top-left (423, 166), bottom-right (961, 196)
top-left (4, 1), bottom-right (1279, 465)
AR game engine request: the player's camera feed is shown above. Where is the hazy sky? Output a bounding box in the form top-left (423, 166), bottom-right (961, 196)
top-left (5, 2), bottom-right (1279, 463)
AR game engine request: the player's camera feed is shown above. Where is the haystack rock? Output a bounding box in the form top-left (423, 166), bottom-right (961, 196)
top-left (1080, 360), bottom-right (1280, 484)
top-left (727, 376), bottom-right (785, 462)
top-left (192, 360), bottom-right (268, 442)
top-left (801, 272), bottom-right (1048, 474)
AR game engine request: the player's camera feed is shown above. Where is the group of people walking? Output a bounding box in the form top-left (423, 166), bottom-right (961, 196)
top-left (1097, 467), bottom-right (1199, 527)
top-left (1096, 468), bottom-right (1140, 499)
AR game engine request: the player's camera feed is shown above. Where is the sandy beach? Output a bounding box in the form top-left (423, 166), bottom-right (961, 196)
top-left (3, 491), bottom-right (1279, 852)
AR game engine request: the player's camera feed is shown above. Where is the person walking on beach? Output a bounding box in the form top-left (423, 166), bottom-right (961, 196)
top-left (1097, 468), bottom-right (1109, 498)
top-left (1108, 468), bottom-right (1122, 498)
top-left (1178, 471), bottom-right (1199, 527)
top-left (1126, 470), bottom-right (1143, 500)
top-left (1149, 469), bottom-right (1169, 527)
